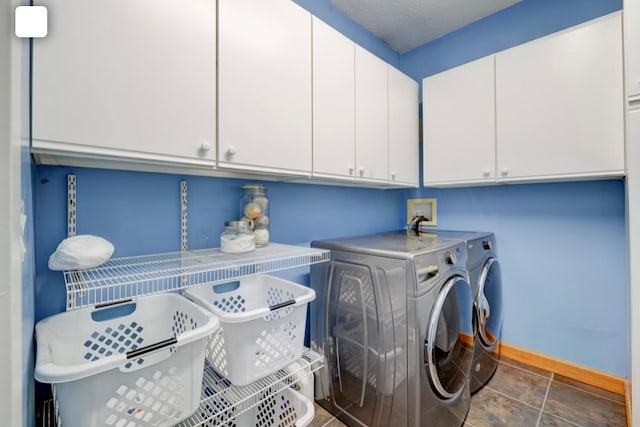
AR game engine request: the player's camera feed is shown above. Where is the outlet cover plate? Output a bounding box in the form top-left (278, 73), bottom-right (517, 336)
top-left (407, 198), bottom-right (437, 226)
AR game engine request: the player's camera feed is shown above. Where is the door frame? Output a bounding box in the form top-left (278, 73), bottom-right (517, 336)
top-left (1, 0), bottom-right (28, 425)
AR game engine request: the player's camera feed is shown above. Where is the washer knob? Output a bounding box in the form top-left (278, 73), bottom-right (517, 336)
top-left (444, 250), bottom-right (456, 265)
top-left (482, 240), bottom-right (492, 250)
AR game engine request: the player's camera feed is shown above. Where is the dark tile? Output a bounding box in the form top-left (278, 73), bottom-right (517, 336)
top-left (485, 361), bottom-right (551, 409)
top-left (466, 387), bottom-right (540, 427)
top-left (553, 374), bottom-right (625, 404)
top-left (545, 380), bottom-right (627, 427)
top-left (310, 402), bottom-right (337, 427)
top-left (322, 419), bottom-right (348, 427)
top-left (538, 412), bottom-right (581, 427)
top-left (499, 356), bottom-right (553, 379)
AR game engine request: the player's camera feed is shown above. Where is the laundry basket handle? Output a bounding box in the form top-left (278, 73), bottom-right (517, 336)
top-left (127, 337), bottom-right (177, 359)
top-left (269, 299), bottom-right (296, 311)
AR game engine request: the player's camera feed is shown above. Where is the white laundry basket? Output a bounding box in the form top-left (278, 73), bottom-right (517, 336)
top-left (34, 293), bottom-right (220, 427)
top-left (184, 275), bottom-right (315, 386)
top-left (198, 385), bottom-right (315, 427)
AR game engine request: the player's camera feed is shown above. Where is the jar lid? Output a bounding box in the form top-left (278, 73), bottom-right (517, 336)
top-left (242, 183), bottom-right (267, 191)
top-left (225, 219), bottom-right (251, 227)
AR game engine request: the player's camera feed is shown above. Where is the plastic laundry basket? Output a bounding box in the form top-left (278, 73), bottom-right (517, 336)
top-left (198, 385), bottom-right (315, 427)
top-left (34, 293), bottom-right (220, 427)
top-left (184, 275), bottom-right (315, 386)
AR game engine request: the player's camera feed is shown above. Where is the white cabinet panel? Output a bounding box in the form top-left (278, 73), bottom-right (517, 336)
top-left (626, 0), bottom-right (640, 99)
top-left (388, 66), bottom-right (419, 186)
top-left (32, 0), bottom-right (215, 167)
top-left (355, 46), bottom-right (388, 182)
top-left (218, 0), bottom-right (312, 175)
top-left (422, 56), bottom-right (496, 186)
top-left (312, 18), bottom-right (355, 180)
top-left (496, 14), bottom-right (624, 181)
top-left (628, 108), bottom-right (640, 427)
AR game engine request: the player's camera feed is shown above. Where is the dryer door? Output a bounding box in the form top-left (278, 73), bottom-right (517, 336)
top-left (477, 257), bottom-right (503, 349)
top-left (425, 276), bottom-right (474, 400)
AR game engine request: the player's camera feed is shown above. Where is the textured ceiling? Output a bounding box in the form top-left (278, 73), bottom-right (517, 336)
top-left (330, 0), bottom-right (521, 53)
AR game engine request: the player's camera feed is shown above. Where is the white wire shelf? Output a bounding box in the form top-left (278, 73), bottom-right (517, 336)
top-left (39, 349), bottom-right (325, 427)
top-left (64, 243), bottom-right (330, 310)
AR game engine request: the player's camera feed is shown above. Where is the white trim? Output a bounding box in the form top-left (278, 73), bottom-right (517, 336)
top-left (627, 108), bottom-right (640, 427)
top-left (1, 0), bottom-right (27, 425)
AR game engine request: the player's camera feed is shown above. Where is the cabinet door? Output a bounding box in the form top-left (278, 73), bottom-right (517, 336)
top-left (218, 0), bottom-right (312, 175)
top-left (626, 0), bottom-right (640, 100)
top-left (312, 18), bottom-right (356, 180)
top-left (32, 0), bottom-right (216, 167)
top-left (422, 56), bottom-right (496, 186)
top-left (355, 46), bottom-right (388, 182)
top-left (388, 66), bottom-right (419, 186)
top-left (496, 14), bottom-right (624, 181)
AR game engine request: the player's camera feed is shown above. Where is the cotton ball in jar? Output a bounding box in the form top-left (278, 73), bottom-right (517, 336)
top-left (253, 196), bottom-right (269, 211)
top-left (254, 228), bottom-right (269, 246)
top-left (254, 215), bottom-right (269, 229)
top-left (243, 202), bottom-right (262, 219)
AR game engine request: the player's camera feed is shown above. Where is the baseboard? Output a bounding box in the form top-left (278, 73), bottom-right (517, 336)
top-left (499, 341), bottom-right (626, 396)
top-left (459, 333), bottom-right (626, 396)
top-left (625, 379), bottom-right (632, 427)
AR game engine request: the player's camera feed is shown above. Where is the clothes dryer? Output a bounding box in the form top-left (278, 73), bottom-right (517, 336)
top-left (310, 231), bottom-right (474, 426)
top-left (418, 229), bottom-right (503, 393)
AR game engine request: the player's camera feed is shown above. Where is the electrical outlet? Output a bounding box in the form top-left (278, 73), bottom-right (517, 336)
top-left (407, 198), bottom-right (437, 226)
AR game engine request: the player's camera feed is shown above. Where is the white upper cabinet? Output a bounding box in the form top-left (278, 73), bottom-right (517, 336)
top-left (313, 22), bottom-right (417, 187)
top-left (312, 18), bottom-right (356, 180)
top-left (355, 46), bottom-right (389, 182)
top-left (626, 0), bottom-right (640, 100)
top-left (218, 0), bottom-right (312, 175)
top-left (388, 66), bottom-right (419, 186)
top-left (495, 13), bottom-right (624, 181)
top-left (422, 56), bottom-right (496, 186)
top-left (32, 0), bottom-right (216, 168)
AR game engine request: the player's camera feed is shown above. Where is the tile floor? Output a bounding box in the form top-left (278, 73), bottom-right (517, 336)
top-left (309, 357), bottom-right (627, 427)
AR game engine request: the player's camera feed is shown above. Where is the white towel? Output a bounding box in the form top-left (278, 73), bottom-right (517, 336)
top-left (48, 235), bottom-right (114, 271)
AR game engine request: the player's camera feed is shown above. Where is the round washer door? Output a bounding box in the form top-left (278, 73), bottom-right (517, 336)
top-left (425, 276), bottom-right (474, 400)
top-left (477, 257), bottom-right (503, 349)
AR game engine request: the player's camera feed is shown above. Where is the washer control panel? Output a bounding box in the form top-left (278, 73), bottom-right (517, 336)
top-left (414, 241), bottom-right (467, 293)
top-left (444, 250), bottom-right (457, 265)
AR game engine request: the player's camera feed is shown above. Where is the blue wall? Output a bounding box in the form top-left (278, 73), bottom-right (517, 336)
top-left (413, 181), bottom-right (628, 376)
top-left (34, 167), bottom-right (406, 321)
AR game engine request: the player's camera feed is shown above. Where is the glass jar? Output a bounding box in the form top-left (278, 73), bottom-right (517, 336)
top-left (220, 220), bottom-right (255, 254)
top-left (240, 183), bottom-right (269, 247)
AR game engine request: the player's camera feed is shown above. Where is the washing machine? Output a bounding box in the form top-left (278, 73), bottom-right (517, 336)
top-left (418, 229), bottom-right (503, 394)
top-left (310, 231), bottom-right (474, 426)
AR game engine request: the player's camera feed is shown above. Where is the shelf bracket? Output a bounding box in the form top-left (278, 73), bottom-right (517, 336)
top-left (180, 180), bottom-right (188, 290)
top-left (66, 175), bottom-right (81, 310)
top-left (181, 180), bottom-right (188, 252)
top-left (67, 174), bottom-right (76, 238)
